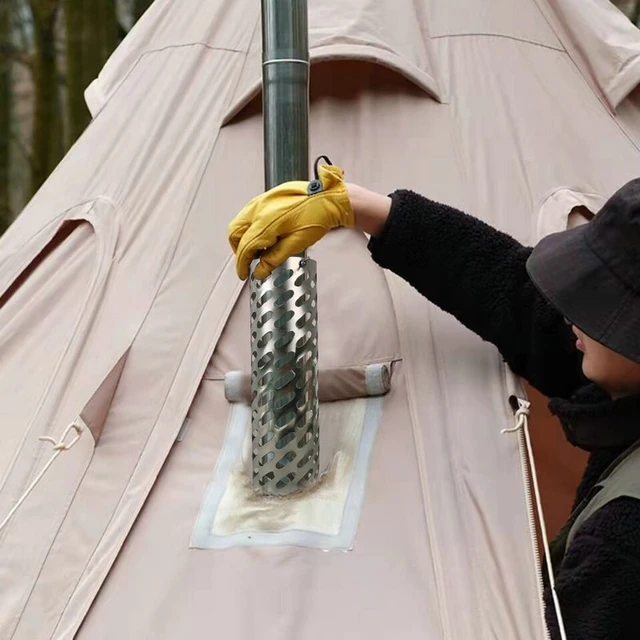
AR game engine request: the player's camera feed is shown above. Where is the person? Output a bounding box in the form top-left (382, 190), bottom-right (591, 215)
top-left (229, 159), bottom-right (640, 639)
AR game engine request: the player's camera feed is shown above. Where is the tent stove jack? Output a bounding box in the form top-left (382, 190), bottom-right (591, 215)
top-left (249, 0), bottom-right (320, 497)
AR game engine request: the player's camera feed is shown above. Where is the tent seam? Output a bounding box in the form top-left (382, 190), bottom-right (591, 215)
top-left (386, 274), bottom-right (453, 639)
top-left (416, 302), bottom-right (454, 638)
top-left (134, 42), bottom-right (246, 56)
top-left (431, 327), bottom-right (488, 639)
top-left (431, 32), bottom-right (563, 53)
top-left (89, 43), bottom-right (245, 122)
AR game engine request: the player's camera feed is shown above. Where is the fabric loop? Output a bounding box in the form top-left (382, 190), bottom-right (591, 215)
top-left (0, 420), bottom-right (85, 534)
top-left (39, 422), bottom-right (84, 451)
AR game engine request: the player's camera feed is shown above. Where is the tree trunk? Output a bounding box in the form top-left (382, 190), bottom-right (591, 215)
top-left (82, 0), bottom-right (117, 87)
top-left (632, 0), bottom-right (640, 26)
top-left (134, 0), bottom-right (153, 22)
top-left (100, 0), bottom-right (118, 61)
top-left (0, 1), bottom-right (12, 231)
top-left (64, 0), bottom-right (89, 144)
top-left (30, 0), bottom-right (61, 194)
top-left (64, 0), bottom-right (119, 148)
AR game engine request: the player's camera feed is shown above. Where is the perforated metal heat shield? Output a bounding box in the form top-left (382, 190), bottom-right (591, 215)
top-left (250, 258), bottom-right (319, 493)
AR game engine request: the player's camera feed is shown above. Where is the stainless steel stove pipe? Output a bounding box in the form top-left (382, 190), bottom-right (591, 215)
top-left (249, 0), bottom-right (319, 495)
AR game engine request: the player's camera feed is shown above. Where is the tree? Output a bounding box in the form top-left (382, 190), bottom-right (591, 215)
top-left (64, 0), bottom-right (119, 146)
top-left (133, 0), bottom-right (153, 22)
top-left (0, 0), bottom-right (147, 235)
top-left (0, 2), bottom-right (12, 231)
top-left (64, 0), bottom-right (89, 142)
top-left (29, 0), bottom-right (62, 193)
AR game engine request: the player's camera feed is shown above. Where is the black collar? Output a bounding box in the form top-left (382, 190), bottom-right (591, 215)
top-left (548, 384), bottom-right (640, 452)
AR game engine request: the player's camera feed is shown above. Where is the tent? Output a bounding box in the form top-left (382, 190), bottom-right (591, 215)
top-left (2, 0), bottom-right (640, 637)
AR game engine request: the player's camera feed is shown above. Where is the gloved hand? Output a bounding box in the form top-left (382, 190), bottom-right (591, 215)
top-left (229, 160), bottom-right (354, 280)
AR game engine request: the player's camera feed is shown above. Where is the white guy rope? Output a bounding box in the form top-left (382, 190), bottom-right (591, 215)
top-left (0, 421), bottom-right (84, 534)
top-left (503, 399), bottom-right (567, 640)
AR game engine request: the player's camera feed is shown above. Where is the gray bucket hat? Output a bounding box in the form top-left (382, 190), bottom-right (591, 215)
top-left (526, 178), bottom-right (640, 363)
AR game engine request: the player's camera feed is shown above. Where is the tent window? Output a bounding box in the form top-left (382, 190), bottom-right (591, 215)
top-left (535, 189), bottom-right (603, 243)
top-left (0, 220), bottom-right (84, 311)
top-left (567, 205), bottom-right (594, 229)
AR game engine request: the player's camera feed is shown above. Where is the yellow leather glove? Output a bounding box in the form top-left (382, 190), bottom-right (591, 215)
top-left (229, 162), bottom-right (354, 280)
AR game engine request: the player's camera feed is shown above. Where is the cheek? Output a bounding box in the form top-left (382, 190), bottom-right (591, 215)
top-left (581, 351), bottom-right (603, 382)
top-left (582, 345), bottom-right (640, 391)
top-left (581, 343), bottom-right (619, 382)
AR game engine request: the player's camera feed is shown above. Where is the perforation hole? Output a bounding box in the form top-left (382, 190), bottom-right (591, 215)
top-left (275, 290), bottom-right (294, 307)
top-left (276, 451), bottom-right (297, 469)
top-left (275, 331), bottom-right (294, 349)
top-left (296, 330), bottom-right (313, 350)
top-left (276, 431), bottom-right (296, 450)
top-left (260, 471), bottom-right (275, 486)
top-left (275, 472), bottom-right (297, 489)
top-left (275, 309), bottom-right (295, 329)
top-left (295, 292), bottom-right (311, 308)
top-left (260, 431), bottom-right (275, 447)
top-left (275, 410), bottom-right (296, 430)
top-left (257, 331), bottom-right (273, 350)
top-left (257, 310), bottom-right (273, 329)
top-left (295, 368), bottom-right (314, 390)
top-left (259, 411), bottom-right (274, 429)
top-left (260, 451), bottom-right (275, 465)
top-left (296, 312), bottom-right (313, 329)
top-left (257, 389), bottom-right (275, 408)
top-left (275, 369), bottom-right (296, 390)
top-left (299, 469), bottom-right (315, 484)
top-left (257, 290), bottom-right (274, 308)
top-left (257, 371), bottom-right (273, 389)
top-left (273, 391), bottom-right (296, 411)
top-left (273, 268), bottom-right (294, 288)
top-left (257, 352), bottom-right (274, 369)
top-left (297, 451), bottom-right (314, 469)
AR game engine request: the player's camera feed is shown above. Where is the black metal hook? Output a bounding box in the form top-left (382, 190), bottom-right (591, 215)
top-left (308, 155), bottom-right (333, 195)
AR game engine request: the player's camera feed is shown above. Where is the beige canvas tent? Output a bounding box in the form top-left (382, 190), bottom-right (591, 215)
top-left (2, 0), bottom-right (640, 638)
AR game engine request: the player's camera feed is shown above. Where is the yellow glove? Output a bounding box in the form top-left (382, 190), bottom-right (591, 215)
top-left (229, 161), bottom-right (354, 280)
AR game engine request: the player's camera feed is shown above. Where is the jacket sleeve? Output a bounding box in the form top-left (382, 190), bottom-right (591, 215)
top-left (547, 498), bottom-right (640, 640)
top-left (367, 189), bottom-right (586, 399)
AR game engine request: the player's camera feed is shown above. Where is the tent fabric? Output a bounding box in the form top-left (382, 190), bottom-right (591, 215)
top-left (536, 0), bottom-right (640, 110)
top-left (1, 0), bottom-right (640, 638)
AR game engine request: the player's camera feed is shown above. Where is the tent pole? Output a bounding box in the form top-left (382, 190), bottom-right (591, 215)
top-left (249, 0), bottom-right (319, 495)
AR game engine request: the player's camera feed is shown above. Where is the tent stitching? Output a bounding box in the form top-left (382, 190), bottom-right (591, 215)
top-left (387, 277), bottom-right (454, 639)
top-left (88, 43), bottom-right (246, 123)
top-left (431, 32), bottom-right (564, 54)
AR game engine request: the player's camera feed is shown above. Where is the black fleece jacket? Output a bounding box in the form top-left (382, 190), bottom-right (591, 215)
top-left (368, 190), bottom-right (640, 640)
